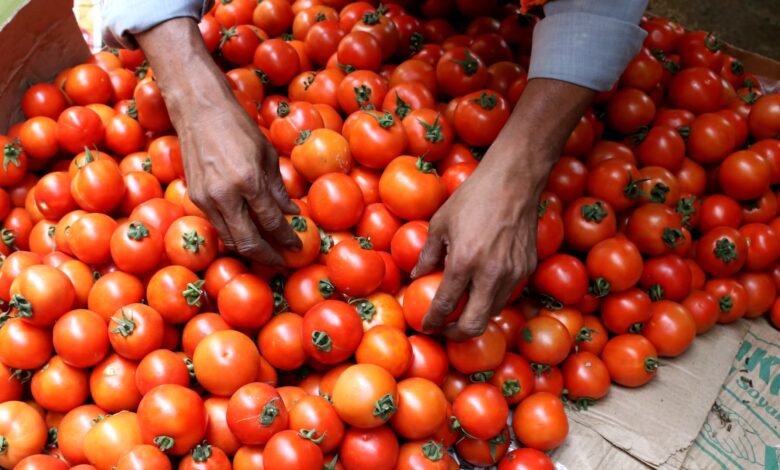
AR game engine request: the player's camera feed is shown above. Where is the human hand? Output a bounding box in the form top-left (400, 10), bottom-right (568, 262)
top-left (412, 145), bottom-right (547, 340)
top-left (177, 105), bottom-right (301, 266)
top-left (136, 18), bottom-right (300, 267)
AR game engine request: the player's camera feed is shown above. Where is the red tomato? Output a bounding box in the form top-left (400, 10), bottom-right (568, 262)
top-left (137, 384), bottom-right (207, 455)
top-left (532, 254), bottom-right (589, 307)
top-left (436, 47), bottom-right (488, 97)
top-left (379, 156), bottom-right (446, 221)
top-left (403, 271), bottom-right (466, 333)
top-left (217, 273), bottom-right (273, 329)
top-left (601, 334), bottom-right (659, 387)
top-left (332, 363), bottom-right (398, 428)
top-left (511, 392), bottom-right (568, 451)
top-left (302, 300), bottom-right (364, 364)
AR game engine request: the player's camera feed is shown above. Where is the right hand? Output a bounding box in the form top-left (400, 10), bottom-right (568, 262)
top-left (176, 102), bottom-right (301, 267)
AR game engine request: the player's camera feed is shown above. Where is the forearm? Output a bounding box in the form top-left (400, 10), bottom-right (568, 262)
top-left (483, 78), bottom-right (594, 191)
top-left (135, 18), bottom-right (238, 128)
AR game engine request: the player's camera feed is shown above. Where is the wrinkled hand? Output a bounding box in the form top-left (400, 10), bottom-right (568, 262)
top-left (412, 149), bottom-right (548, 341)
top-left (178, 104), bottom-right (301, 266)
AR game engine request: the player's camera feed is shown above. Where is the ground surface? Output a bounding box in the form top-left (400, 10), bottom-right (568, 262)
top-left (648, 0), bottom-right (780, 60)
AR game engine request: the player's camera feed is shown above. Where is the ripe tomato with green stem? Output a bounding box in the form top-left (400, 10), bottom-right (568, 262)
top-left (302, 300), bottom-right (364, 365)
top-left (137, 384), bottom-right (207, 455)
top-left (452, 90), bottom-right (510, 147)
top-left (601, 334), bottom-right (659, 387)
top-left (147, 265), bottom-right (204, 325)
top-left (695, 226), bottom-right (747, 278)
top-left (193, 330), bottom-right (260, 397)
top-left (332, 363), bottom-right (399, 429)
top-left (109, 221), bottom-right (163, 274)
top-left (512, 392), bottom-right (568, 451)
top-left (107, 303), bottom-right (165, 361)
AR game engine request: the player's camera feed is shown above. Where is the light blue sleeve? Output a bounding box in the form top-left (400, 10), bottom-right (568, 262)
top-left (527, 0), bottom-right (649, 91)
top-left (101, 0), bottom-right (214, 49)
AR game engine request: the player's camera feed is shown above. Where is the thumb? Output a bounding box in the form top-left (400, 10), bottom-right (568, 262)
top-left (411, 234), bottom-right (444, 279)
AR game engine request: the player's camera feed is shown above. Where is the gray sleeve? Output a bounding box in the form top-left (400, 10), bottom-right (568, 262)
top-left (101, 0), bottom-right (214, 49)
top-left (527, 0), bottom-right (648, 91)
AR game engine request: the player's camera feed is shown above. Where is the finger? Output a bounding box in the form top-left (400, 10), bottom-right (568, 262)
top-left (215, 196), bottom-right (286, 267)
top-left (192, 195), bottom-right (235, 250)
top-left (246, 191), bottom-right (302, 251)
top-left (421, 267), bottom-right (469, 333)
top-left (444, 275), bottom-right (509, 341)
top-left (263, 145), bottom-right (300, 215)
top-left (411, 233), bottom-right (443, 279)
top-left (268, 163), bottom-right (300, 215)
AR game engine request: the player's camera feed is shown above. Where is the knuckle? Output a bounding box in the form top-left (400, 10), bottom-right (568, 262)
top-left (430, 296), bottom-right (456, 315)
top-left (234, 238), bottom-right (259, 255)
top-left (460, 320), bottom-right (487, 337)
top-left (258, 212), bottom-right (283, 232)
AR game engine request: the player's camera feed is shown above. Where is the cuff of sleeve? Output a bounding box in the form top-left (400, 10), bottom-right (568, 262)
top-left (102, 0), bottom-right (210, 49)
top-left (527, 12), bottom-right (647, 92)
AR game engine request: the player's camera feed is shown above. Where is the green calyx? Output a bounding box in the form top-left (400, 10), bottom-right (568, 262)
top-left (290, 215), bottom-right (307, 232)
top-left (469, 371), bottom-right (494, 383)
top-left (356, 236), bottom-right (373, 250)
top-left (415, 157), bottom-right (435, 174)
top-left (182, 280), bottom-right (205, 307)
top-left (276, 100), bottom-right (290, 117)
top-left (369, 111), bottom-right (395, 129)
top-left (319, 228), bottom-right (334, 254)
top-left (645, 356), bottom-right (660, 373)
top-left (539, 294), bottom-right (563, 311)
top-left (182, 230), bottom-right (205, 253)
top-left (349, 297), bottom-right (375, 321)
top-left (260, 397), bottom-right (281, 426)
top-left (418, 114), bottom-right (444, 143)
top-left (190, 441), bottom-right (212, 463)
top-left (361, 11), bottom-right (380, 25)
top-left (451, 49), bottom-right (479, 76)
top-left (9, 294), bottom-right (31, 318)
top-left (629, 322), bottom-right (644, 333)
top-left (47, 427), bottom-right (58, 449)
top-left (623, 174), bottom-right (650, 200)
top-left (714, 237), bottom-right (738, 263)
top-left (110, 309), bottom-right (136, 337)
top-left (662, 227), bottom-right (685, 248)
top-left (421, 440), bottom-right (444, 461)
top-left (127, 221), bottom-right (150, 241)
top-left (318, 279), bottom-right (335, 298)
top-left (372, 393), bottom-right (397, 421)
top-left (354, 85), bottom-right (373, 110)
top-left (471, 92), bottom-right (497, 110)
top-left (2, 142), bottom-right (22, 172)
top-left (648, 284), bottom-right (665, 302)
top-left (295, 129), bottom-right (312, 145)
top-left (299, 428), bottom-right (326, 444)
top-left (409, 32), bottom-right (423, 54)
top-left (575, 327), bottom-right (596, 345)
top-left (394, 92), bottom-right (411, 120)
top-left (719, 295), bottom-right (733, 313)
top-left (589, 277), bottom-right (610, 298)
top-left (154, 435), bottom-right (175, 452)
top-left (312, 330), bottom-right (332, 352)
top-left (581, 201), bottom-right (608, 222)
top-left (218, 26), bottom-right (237, 49)
top-left (488, 429), bottom-right (508, 463)
top-left (649, 182), bottom-right (670, 203)
top-left (502, 378), bottom-right (520, 398)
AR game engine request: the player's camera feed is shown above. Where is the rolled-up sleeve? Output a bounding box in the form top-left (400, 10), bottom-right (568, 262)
top-left (528, 0), bottom-right (648, 91)
top-left (102, 0), bottom-right (213, 49)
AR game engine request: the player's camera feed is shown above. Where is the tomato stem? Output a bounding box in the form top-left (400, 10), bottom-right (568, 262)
top-left (338, 63), bottom-right (356, 74)
top-left (588, 278), bottom-right (610, 298)
top-left (421, 440), bottom-right (445, 461)
top-left (190, 441), bottom-right (212, 463)
top-left (299, 428), bottom-right (327, 444)
top-left (394, 92), bottom-right (411, 120)
top-left (295, 130), bottom-right (312, 145)
top-left (154, 435), bottom-right (175, 452)
top-left (409, 32), bottom-right (424, 54)
top-left (372, 393), bottom-right (397, 421)
top-left (182, 230), bottom-right (205, 253)
top-left (488, 429), bottom-right (508, 463)
top-left (182, 280), bottom-right (205, 307)
top-left (415, 157), bottom-right (435, 174)
top-left (318, 279), bottom-right (335, 298)
top-left (311, 330), bottom-right (332, 352)
top-left (538, 294), bottom-right (563, 310)
top-left (259, 397), bottom-right (281, 426)
top-left (141, 156), bottom-right (151, 172)
top-left (9, 368), bottom-right (31, 383)
top-left (323, 455), bottom-right (339, 470)
top-left (127, 221), bottom-right (150, 240)
top-left (648, 284), bottom-right (665, 302)
top-left (719, 294), bottom-right (733, 313)
top-left (581, 201), bottom-right (608, 222)
top-left (661, 227), bottom-right (685, 248)
top-left (502, 378), bottom-right (521, 398)
top-left (2, 142), bottom-right (21, 171)
top-left (9, 294), bottom-right (31, 319)
top-left (644, 356), bottom-right (660, 373)
top-left (530, 363), bottom-right (550, 376)
top-left (451, 49), bottom-right (479, 76)
top-left (349, 297), bottom-right (375, 321)
top-left (575, 327), bottom-right (596, 345)
top-left (649, 182), bottom-right (670, 203)
top-left (354, 85), bottom-right (374, 110)
top-left (713, 237), bottom-right (738, 263)
top-left (471, 92), bottom-right (497, 110)
top-left (469, 371), bottom-right (494, 383)
top-left (418, 114), bottom-right (444, 143)
top-left (629, 322), bottom-right (645, 333)
top-left (110, 309), bottom-right (136, 337)
top-left (46, 427), bottom-right (58, 449)
top-left (290, 216), bottom-right (307, 232)
top-left (0, 436), bottom-right (6, 454)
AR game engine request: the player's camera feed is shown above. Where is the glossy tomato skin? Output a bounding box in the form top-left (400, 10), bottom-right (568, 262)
top-left (642, 300), bottom-right (697, 357)
top-left (532, 254), bottom-right (589, 306)
top-left (326, 238), bottom-right (385, 297)
top-left (302, 300), bottom-right (364, 365)
top-left (0, 401), bottom-right (48, 468)
top-left (403, 271), bottom-right (466, 333)
top-left (339, 425), bottom-right (399, 470)
top-left (695, 227), bottom-right (747, 278)
top-left (390, 377), bottom-right (447, 440)
top-left (380, 156), bottom-right (446, 221)
top-left (453, 383), bottom-right (509, 440)
top-left (512, 392), bottom-right (568, 451)
top-left (227, 382), bottom-right (287, 446)
top-left (601, 334), bottom-right (658, 387)
top-left (193, 330), bottom-right (260, 397)
top-left (332, 363), bottom-right (399, 429)
top-left (136, 384), bottom-right (207, 455)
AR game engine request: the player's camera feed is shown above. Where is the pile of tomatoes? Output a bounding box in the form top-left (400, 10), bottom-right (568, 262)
top-left (0, 0), bottom-right (779, 469)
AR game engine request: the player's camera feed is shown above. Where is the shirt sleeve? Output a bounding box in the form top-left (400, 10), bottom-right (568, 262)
top-left (101, 0), bottom-right (214, 49)
top-left (527, 0), bottom-right (649, 91)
